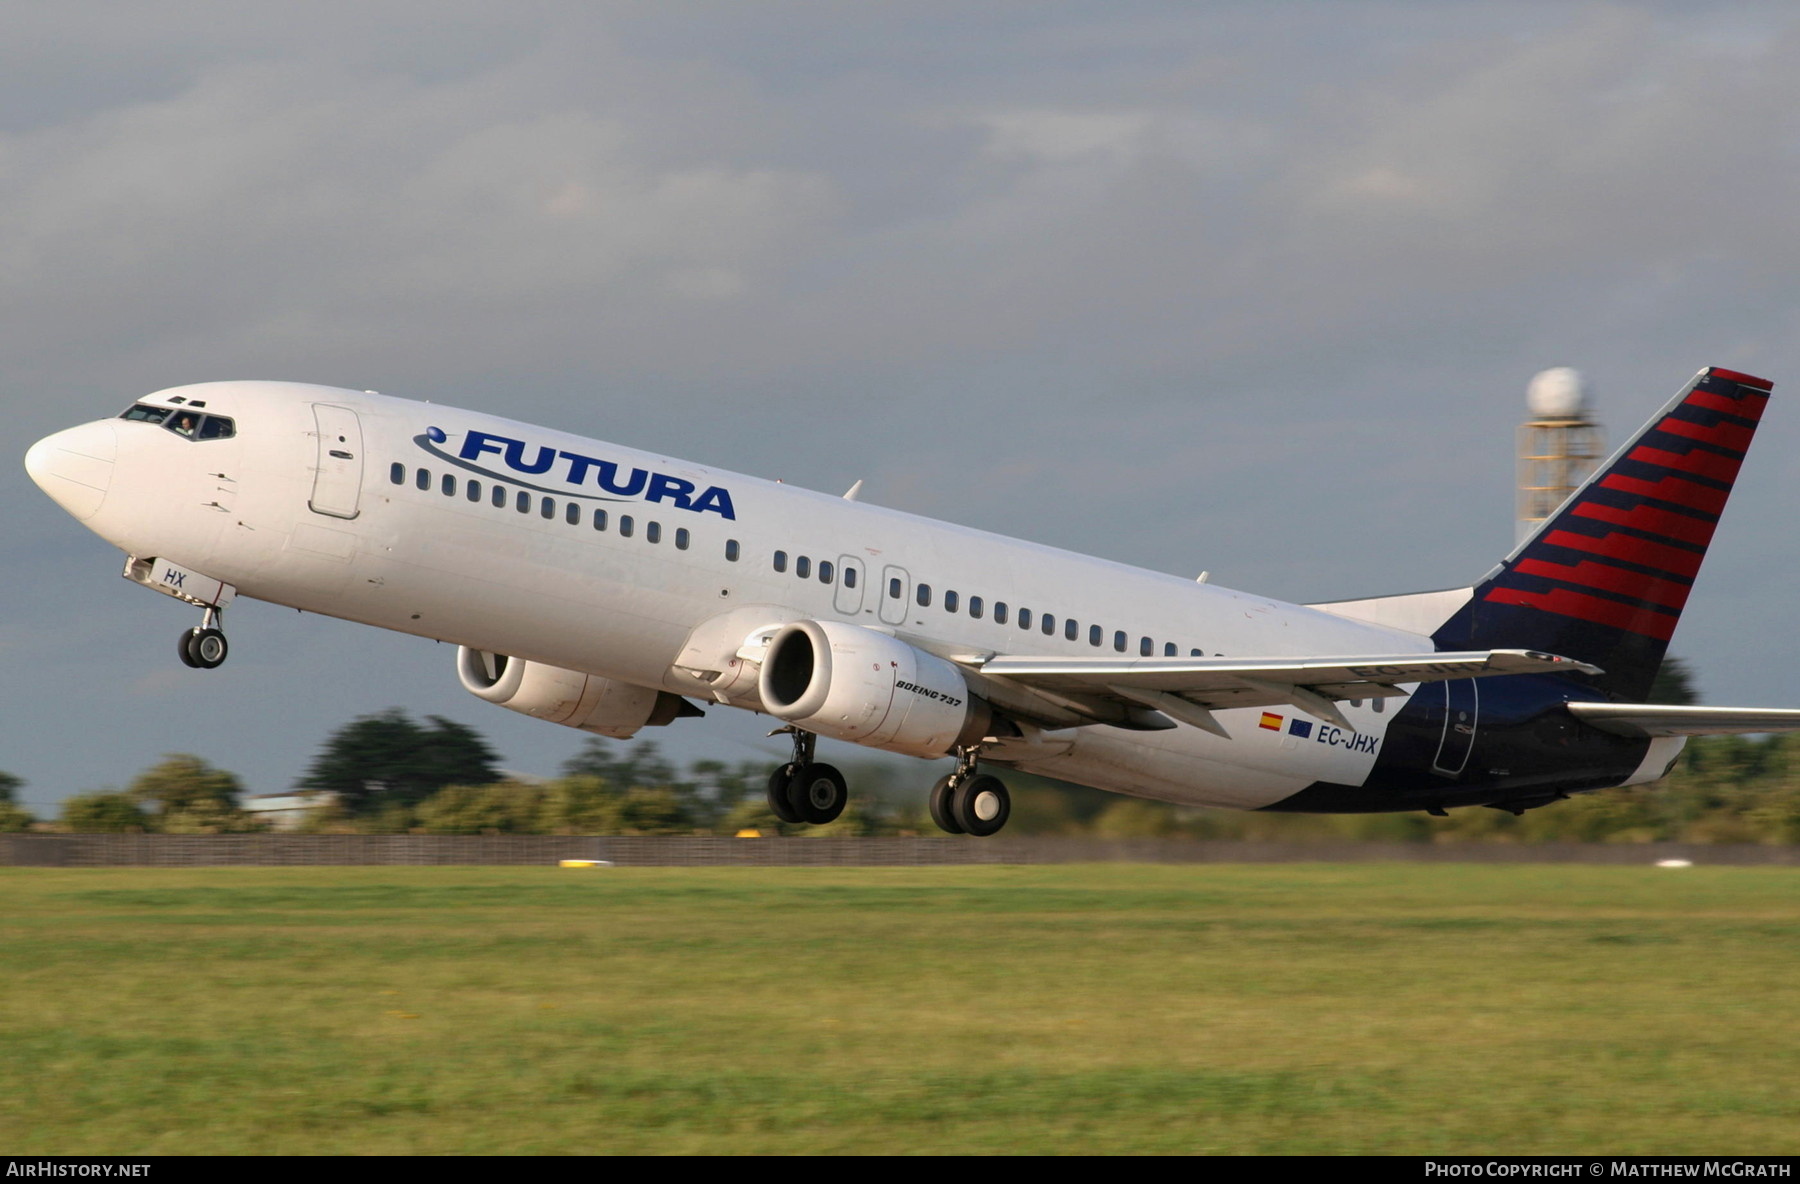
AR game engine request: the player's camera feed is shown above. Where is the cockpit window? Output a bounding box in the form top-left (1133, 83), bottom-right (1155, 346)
top-left (120, 404), bottom-right (236, 441)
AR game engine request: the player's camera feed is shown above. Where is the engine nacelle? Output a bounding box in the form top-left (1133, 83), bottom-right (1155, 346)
top-left (457, 647), bottom-right (692, 738)
top-left (758, 620), bottom-right (990, 758)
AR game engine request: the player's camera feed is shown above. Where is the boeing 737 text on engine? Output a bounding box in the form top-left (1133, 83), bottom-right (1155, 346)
top-left (26, 367), bottom-right (1800, 834)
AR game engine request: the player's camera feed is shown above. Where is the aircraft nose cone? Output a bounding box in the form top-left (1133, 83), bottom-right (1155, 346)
top-left (25, 421), bottom-right (116, 521)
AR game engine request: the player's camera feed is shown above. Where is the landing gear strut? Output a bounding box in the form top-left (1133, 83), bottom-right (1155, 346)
top-left (765, 728), bottom-right (848, 826)
top-left (928, 745), bottom-right (1010, 837)
top-left (177, 606), bottom-right (229, 670)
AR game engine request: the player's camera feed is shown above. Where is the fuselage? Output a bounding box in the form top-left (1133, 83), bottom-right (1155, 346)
top-left (27, 380), bottom-right (1667, 813)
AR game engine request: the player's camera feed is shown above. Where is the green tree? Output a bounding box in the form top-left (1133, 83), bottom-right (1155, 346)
top-left (130, 754), bottom-right (237, 813)
top-left (298, 709), bottom-right (500, 814)
top-left (535, 776), bottom-right (624, 834)
top-left (561, 738), bottom-right (681, 791)
top-left (125, 754), bottom-right (264, 833)
top-left (414, 780), bottom-right (548, 834)
top-left (0, 772), bottom-right (34, 832)
top-left (614, 787), bottom-right (693, 834)
top-left (59, 791), bottom-right (151, 833)
top-left (1649, 656), bottom-right (1699, 705)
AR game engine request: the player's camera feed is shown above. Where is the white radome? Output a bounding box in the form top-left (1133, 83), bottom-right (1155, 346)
top-left (1526, 367), bottom-right (1589, 419)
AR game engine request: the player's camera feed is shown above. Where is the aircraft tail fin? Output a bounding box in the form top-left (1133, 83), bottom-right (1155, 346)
top-left (1431, 366), bottom-right (1773, 700)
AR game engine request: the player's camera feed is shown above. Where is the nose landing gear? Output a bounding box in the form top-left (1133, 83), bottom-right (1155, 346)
top-left (177, 607), bottom-right (229, 670)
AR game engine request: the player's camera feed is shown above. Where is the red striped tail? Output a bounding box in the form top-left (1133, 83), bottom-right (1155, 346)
top-left (1436, 366), bottom-right (1772, 699)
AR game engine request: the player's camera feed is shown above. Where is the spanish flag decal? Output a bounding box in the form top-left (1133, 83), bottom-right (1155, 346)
top-left (1258, 712), bottom-right (1283, 731)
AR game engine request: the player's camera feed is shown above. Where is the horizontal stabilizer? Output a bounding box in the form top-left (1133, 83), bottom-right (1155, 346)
top-left (1567, 703), bottom-right (1800, 737)
top-left (972, 649), bottom-right (1598, 734)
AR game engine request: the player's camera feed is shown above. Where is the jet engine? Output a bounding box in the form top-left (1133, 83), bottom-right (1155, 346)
top-left (457, 647), bottom-right (697, 737)
top-left (757, 620), bottom-right (990, 758)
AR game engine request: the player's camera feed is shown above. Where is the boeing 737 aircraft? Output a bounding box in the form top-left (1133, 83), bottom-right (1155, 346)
top-left (25, 366), bottom-right (1800, 834)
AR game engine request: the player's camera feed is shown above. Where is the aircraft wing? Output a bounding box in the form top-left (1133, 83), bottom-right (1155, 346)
top-left (967, 649), bottom-right (1598, 736)
top-left (1566, 703), bottom-right (1800, 737)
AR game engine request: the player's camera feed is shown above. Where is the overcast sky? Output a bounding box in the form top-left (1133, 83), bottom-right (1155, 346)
top-left (7, 2), bottom-right (1800, 813)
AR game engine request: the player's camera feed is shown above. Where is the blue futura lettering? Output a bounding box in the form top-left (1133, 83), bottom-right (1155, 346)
top-left (647, 474), bottom-right (696, 509)
top-left (691, 486), bottom-right (736, 519)
top-left (504, 440), bottom-right (557, 474)
top-left (595, 461), bottom-right (648, 497)
top-left (451, 429), bottom-right (737, 519)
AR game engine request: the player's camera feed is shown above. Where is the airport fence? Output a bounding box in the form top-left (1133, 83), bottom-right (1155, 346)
top-left (3, 834), bottom-right (1799, 868)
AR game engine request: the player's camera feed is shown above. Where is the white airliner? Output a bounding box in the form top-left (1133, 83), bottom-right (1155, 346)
top-left (25, 367), bottom-right (1800, 834)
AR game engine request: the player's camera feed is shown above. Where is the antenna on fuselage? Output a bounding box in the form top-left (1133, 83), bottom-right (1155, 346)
top-left (843, 480), bottom-right (864, 501)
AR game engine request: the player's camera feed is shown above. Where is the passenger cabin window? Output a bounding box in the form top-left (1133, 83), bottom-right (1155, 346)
top-left (969, 596), bottom-right (983, 619)
top-left (491, 486), bottom-right (506, 508)
top-left (774, 550), bottom-right (788, 573)
top-left (467, 480), bottom-right (482, 502)
top-left (389, 463), bottom-right (404, 485)
top-left (566, 503), bottom-right (580, 525)
top-left (1041, 614), bottom-right (1055, 636)
top-left (1018, 608), bottom-right (1031, 630)
top-left (796, 556), bottom-right (810, 579)
top-left (1065, 619), bottom-right (1078, 642)
top-left (540, 497), bottom-right (555, 519)
top-left (1113, 630), bottom-right (1127, 653)
top-left (1090, 625), bottom-right (1103, 647)
top-left (442, 474), bottom-right (456, 497)
top-left (994, 602), bottom-right (1008, 625)
top-left (818, 560), bottom-right (833, 584)
top-left (889, 577), bottom-right (902, 599)
top-left (647, 522), bottom-right (662, 544)
top-left (843, 566), bottom-right (855, 588)
top-left (725, 539), bottom-right (740, 561)
top-left (619, 515), bottom-right (635, 538)
top-left (1190, 648), bottom-right (1203, 657)
top-left (416, 468), bottom-right (431, 491)
top-left (917, 584), bottom-right (932, 607)
top-left (676, 528), bottom-right (690, 550)
top-left (1164, 643), bottom-right (1177, 657)
top-left (516, 491), bottom-right (530, 513)
top-left (944, 590), bottom-right (959, 613)
top-left (1140, 637), bottom-right (1153, 657)
top-left (593, 508), bottom-right (608, 531)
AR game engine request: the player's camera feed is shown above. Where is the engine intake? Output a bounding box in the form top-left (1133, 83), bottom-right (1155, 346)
top-left (457, 647), bottom-right (696, 737)
top-left (758, 620), bottom-right (990, 758)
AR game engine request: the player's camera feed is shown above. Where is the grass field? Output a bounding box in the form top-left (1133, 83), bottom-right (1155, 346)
top-left (2, 863), bottom-right (1797, 1155)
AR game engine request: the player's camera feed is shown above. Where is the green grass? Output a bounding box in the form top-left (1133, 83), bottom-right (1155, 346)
top-left (1, 863), bottom-right (1797, 1154)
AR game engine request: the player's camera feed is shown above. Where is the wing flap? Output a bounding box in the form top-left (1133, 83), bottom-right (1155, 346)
top-left (967, 648), bottom-right (1598, 737)
top-left (975, 649), bottom-right (1597, 698)
top-left (1568, 703), bottom-right (1800, 737)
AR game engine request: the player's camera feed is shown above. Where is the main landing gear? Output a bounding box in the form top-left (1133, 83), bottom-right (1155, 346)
top-left (177, 606), bottom-right (229, 670)
top-left (763, 732), bottom-right (1011, 836)
top-left (927, 745), bottom-right (1010, 837)
top-left (766, 728), bottom-right (849, 825)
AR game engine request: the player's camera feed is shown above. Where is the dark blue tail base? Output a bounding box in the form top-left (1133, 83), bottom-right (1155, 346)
top-left (1433, 366), bottom-right (1772, 701)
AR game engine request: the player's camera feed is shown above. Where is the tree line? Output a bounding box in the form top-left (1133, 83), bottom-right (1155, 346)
top-left (5, 662), bottom-right (1799, 842)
